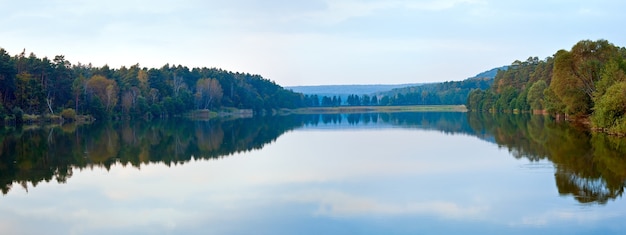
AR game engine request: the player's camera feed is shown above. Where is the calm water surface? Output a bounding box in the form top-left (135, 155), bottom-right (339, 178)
top-left (1, 113), bottom-right (625, 234)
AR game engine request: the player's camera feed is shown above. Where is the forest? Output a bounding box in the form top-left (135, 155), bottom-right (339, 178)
top-left (467, 39), bottom-right (626, 134)
top-left (0, 48), bottom-right (308, 123)
top-left (0, 46), bottom-right (499, 123)
top-left (375, 77), bottom-right (493, 105)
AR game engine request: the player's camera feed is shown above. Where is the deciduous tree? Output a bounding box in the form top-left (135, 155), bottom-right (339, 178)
top-left (86, 75), bottom-right (118, 114)
top-left (195, 78), bottom-right (223, 109)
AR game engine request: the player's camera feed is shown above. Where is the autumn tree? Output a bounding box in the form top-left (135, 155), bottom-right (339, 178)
top-left (195, 78), bottom-right (223, 109)
top-left (569, 39), bottom-right (619, 98)
top-left (548, 50), bottom-right (591, 116)
top-left (548, 40), bottom-right (621, 117)
top-left (86, 75), bottom-right (119, 114)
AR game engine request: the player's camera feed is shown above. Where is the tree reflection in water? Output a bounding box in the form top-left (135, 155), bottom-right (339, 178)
top-left (0, 112), bottom-right (625, 205)
top-left (468, 112), bottom-right (626, 204)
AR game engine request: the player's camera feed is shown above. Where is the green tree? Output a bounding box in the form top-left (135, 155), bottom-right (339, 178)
top-left (591, 82), bottom-right (626, 132)
top-left (0, 48), bottom-right (16, 105)
top-left (527, 80), bottom-right (548, 111)
top-left (495, 87), bottom-right (517, 112)
top-left (49, 55), bottom-right (74, 112)
top-left (362, 94), bottom-right (370, 106)
top-left (88, 95), bottom-right (106, 120)
top-left (72, 75), bottom-right (87, 113)
top-left (15, 73), bottom-right (45, 114)
top-left (467, 89), bottom-right (483, 111)
top-left (371, 95), bottom-right (378, 106)
top-left (594, 58), bottom-right (626, 100)
top-left (543, 87), bottom-right (566, 115)
top-left (379, 95), bottom-right (390, 106)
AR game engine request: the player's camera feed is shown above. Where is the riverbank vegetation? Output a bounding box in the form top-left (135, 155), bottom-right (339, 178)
top-left (466, 39), bottom-right (626, 135)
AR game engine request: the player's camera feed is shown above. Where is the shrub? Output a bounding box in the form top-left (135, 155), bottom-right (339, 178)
top-left (61, 108), bottom-right (77, 122)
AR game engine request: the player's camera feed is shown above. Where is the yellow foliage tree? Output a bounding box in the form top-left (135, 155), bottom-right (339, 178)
top-left (86, 75), bottom-right (119, 113)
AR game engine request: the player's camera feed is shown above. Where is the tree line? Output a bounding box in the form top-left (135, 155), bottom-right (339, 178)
top-left (376, 77), bottom-right (493, 106)
top-left (300, 77), bottom-right (492, 107)
top-left (467, 39), bottom-right (626, 134)
top-left (0, 48), bottom-right (308, 122)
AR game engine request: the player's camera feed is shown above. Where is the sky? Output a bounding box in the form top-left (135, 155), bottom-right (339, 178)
top-left (1, 0), bottom-right (625, 86)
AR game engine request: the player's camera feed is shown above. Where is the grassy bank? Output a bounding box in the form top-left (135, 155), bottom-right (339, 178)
top-left (287, 105), bottom-right (467, 114)
top-left (186, 108), bottom-right (254, 120)
top-left (3, 114), bottom-right (94, 125)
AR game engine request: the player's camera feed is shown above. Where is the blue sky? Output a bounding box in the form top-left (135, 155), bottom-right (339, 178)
top-left (1, 0), bottom-right (625, 86)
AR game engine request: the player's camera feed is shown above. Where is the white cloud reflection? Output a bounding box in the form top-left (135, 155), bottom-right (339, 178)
top-left (285, 189), bottom-right (488, 219)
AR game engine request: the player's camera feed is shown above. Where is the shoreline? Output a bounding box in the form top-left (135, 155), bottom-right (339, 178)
top-left (1, 105), bottom-right (468, 126)
top-left (286, 105), bottom-right (468, 114)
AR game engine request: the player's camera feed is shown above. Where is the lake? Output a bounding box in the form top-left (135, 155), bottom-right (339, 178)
top-left (1, 112), bottom-right (625, 234)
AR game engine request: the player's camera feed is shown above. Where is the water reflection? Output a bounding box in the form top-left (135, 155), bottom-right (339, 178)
top-left (0, 116), bottom-right (316, 194)
top-left (0, 112), bottom-right (625, 206)
top-left (467, 112), bottom-right (626, 204)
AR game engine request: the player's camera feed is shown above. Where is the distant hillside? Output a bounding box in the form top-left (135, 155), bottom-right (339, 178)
top-left (468, 66), bottom-right (508, 80)
top-left (286, 84), bottom-right (423, 96)
top-left (287, 66), bottom-right (506, 106)
top-left (374, 66), bottom-right (507, 105)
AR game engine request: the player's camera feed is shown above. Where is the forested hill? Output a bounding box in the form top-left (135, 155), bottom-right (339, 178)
top-left (287, 67), bottom-right (506, 98)
top-left (468, 66), bottom-right (508, 80)
top-left (466, 39), bottom-right (626, 134)
top-left (0, 48), bottom-right (307, 121)
top-left (373, 66), bottom-right (506, 106)
top-left (286, 84), bottom-right (422, 96)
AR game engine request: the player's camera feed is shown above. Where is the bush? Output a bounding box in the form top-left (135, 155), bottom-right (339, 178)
top-left (61, 108), bottom-right (77, 122)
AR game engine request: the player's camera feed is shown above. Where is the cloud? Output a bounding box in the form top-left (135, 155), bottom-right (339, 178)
top-left (299, 0), bottom-right (486, 24)
top-left (2, 0), bottom-right (626, 85)
top-left (404, 0), bottom-right (486, 11)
